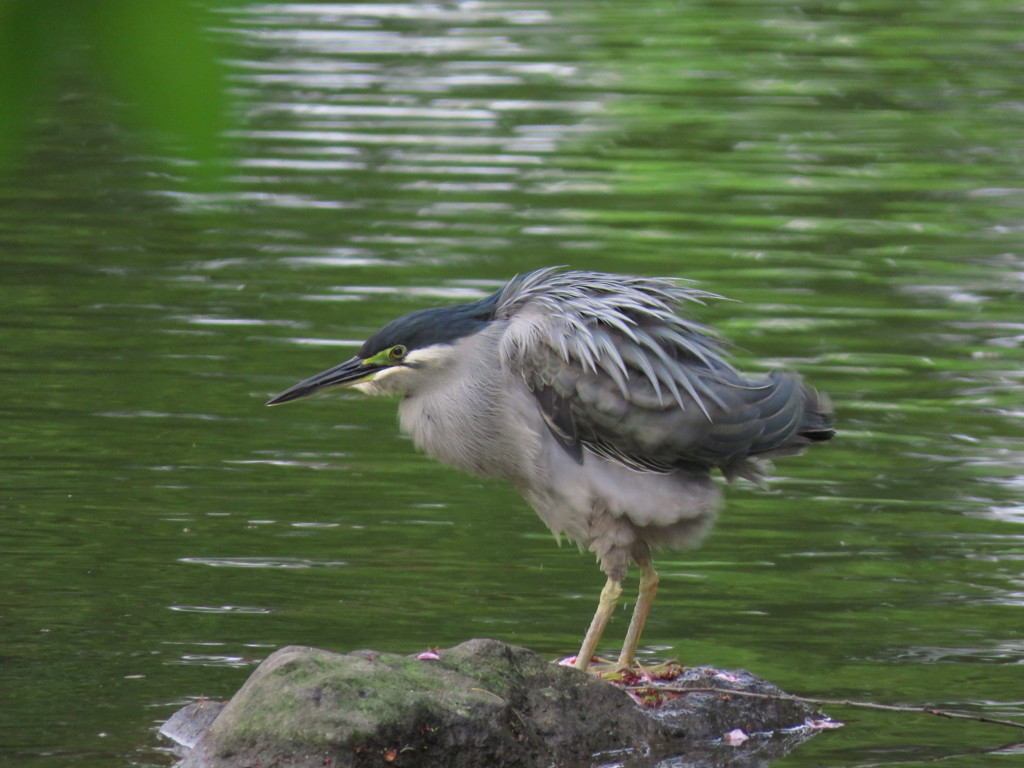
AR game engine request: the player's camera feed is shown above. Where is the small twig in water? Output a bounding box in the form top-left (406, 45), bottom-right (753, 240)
top-left (642, 686), bottom-right (1024, 732)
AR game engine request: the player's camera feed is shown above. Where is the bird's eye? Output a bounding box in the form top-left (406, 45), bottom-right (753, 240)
top-left (388, 345), bottom-right (407, 361)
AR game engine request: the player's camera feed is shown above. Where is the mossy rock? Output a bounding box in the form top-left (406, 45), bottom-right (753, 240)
top-left (161, 639), bottom-right (826, 768)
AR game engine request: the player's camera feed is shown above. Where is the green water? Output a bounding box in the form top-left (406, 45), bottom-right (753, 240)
top-left (2, 2), bottom-right (1022, 766)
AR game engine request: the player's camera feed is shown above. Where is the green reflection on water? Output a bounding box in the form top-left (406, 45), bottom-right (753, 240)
top-left (2, 1), bottom-right (1023, 767)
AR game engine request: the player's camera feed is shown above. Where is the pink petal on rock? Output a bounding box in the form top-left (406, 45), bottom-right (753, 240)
top-left (723, 728), bottom-right (749, 746)
top-left (417, 650), bottom-right (440, 661)
top-left (556, 655), bottom-right (578, 667)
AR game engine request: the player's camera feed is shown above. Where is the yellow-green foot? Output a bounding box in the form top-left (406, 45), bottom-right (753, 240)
top-left (558, 655), bottom-right (685, 683)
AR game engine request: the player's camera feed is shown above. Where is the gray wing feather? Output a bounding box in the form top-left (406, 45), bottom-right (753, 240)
top-left (498, 268), bottom-right (833, 478)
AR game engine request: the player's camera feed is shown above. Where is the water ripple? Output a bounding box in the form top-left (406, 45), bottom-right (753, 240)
top-left (178, 557), bottom-right (347, 569)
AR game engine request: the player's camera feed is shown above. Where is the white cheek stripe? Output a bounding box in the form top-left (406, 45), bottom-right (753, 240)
top-left (352, 364), bottom-right (405, 393)
top-left (403, 345), bottom-right (454, 366)
top-left (369, 365), bottom-right (404, 382)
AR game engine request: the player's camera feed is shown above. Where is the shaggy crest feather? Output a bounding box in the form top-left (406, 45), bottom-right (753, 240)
top-left (497, 267), bottom-right (733, 416)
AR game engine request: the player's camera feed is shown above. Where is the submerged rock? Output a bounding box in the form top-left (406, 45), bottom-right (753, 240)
top-left (160, 639), bottom-right (831, 768)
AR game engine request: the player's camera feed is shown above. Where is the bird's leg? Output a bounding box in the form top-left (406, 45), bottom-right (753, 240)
top-left (573, 576), bottom-right (622, 670)
top-left (617, 562), bottom-right (659, 668)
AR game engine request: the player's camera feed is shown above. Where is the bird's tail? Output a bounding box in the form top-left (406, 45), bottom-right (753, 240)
top-left (721, 372), bottom-right (834, 485)
top-left (797, 383), bottom-right (835, 445)
top-left (758, 371), bottom-right (834, 453)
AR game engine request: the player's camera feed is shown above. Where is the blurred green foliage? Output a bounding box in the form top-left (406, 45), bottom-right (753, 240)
top-left (0, 0), bottom-right (230, 176)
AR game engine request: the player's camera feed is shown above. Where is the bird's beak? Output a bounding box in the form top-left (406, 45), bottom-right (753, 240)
top-left (266, 356), bottom-right (382, 405)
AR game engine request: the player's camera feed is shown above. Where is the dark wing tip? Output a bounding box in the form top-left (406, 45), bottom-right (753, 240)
top-left (799, 385), bottom-right (835, 443)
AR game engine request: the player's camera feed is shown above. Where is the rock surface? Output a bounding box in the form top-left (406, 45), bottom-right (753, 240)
top-left (160, 639), bottom-right (830, 768)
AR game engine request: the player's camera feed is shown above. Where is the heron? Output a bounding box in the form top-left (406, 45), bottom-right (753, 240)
top-left (267, 267), bottom-right (834, 671)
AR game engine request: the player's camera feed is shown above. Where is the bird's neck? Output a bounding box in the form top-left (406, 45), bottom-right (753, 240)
top-left (397, 328), bottom-right (525, 481)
